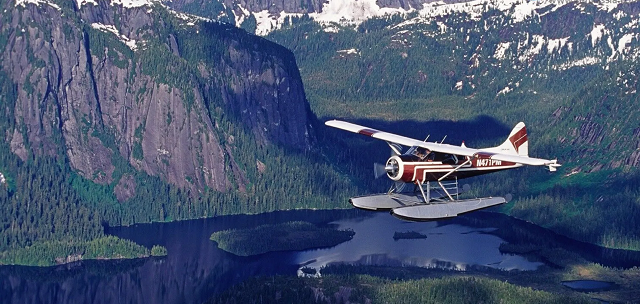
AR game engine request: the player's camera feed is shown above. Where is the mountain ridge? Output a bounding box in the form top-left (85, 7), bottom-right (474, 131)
top-left (1, 0), bottom-right (314, 194)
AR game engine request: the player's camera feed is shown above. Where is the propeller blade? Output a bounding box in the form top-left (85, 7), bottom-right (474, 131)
top-left (374, 163), bottom-right (387, 179)
top-left (394, 181), bottom-right (406, 193)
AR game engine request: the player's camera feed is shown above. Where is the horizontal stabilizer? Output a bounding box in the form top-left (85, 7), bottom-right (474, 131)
top-left (391, 197), bottom-right (506, 221)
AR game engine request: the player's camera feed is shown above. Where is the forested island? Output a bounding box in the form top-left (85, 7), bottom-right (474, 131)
top-left (393, 231), bottom-right (428, 240)
top-left (210, 221), bottom-right (354, 256)
top-left (0, 236), bottom-right (167, 267)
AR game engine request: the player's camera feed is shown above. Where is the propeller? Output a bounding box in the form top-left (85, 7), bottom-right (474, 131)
top-left (374, 163), bottom-right (387, 179)
top-left (374, 158), bottom-right (400, 179)
top-left (374, 144), bottom-right (403, 179)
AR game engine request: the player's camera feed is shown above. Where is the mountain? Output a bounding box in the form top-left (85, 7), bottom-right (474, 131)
top-left (167, 0), bottom-right (640, 173)
top-left (0, 0), bottom-right (363, 262)
top-left (2, 0), bottom-right (313, 193)
top-left (166, 0), bottom-right (470, 34)
top-left (261, 0), bottom-right (640, 170)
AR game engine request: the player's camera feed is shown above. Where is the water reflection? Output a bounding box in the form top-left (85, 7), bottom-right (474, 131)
top-left (1, 209), bottom-right (639, 304)
top-left (297, 213), bottom-right (542, 272)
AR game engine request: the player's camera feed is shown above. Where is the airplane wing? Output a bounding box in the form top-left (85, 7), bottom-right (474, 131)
top-left (325, 120), bottom-right (560, 169)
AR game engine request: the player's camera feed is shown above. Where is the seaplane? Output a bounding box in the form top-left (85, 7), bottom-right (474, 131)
top-left (326, 120), bottom-right (561, 221)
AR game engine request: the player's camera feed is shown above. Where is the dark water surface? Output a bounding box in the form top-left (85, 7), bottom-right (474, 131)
top-left (561, 280), bottom-right (616, 291)
top-left (2, 209), bottom-right (640, 304)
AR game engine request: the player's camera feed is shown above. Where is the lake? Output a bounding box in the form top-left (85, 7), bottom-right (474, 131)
top-left (2, 209), bottom-right (640, 304)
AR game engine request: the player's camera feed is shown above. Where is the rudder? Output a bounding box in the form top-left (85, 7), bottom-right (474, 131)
top-left (490, 122), bottom-right (528, 156)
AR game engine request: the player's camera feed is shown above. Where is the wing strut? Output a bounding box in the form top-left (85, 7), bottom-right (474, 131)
top-left (432, 158), bottom-right (472, 202)
top-left (438, 158), bottom-right (472, 182)
top-left (418, 180), bottom-right (430, 203)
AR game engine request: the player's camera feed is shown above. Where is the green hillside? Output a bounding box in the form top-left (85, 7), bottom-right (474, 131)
top-left (207, 274), bottom-right (593, 304)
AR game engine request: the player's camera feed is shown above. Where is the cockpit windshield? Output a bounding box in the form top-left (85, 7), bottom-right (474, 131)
top-left (412, 147), bottom-right (430, 161)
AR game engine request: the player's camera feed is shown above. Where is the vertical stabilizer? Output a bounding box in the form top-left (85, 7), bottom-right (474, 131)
top-left (490, 122), bottom-right (529, 156)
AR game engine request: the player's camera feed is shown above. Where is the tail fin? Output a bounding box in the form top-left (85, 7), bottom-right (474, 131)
top-left (492, 122), bottom-right (528, 156)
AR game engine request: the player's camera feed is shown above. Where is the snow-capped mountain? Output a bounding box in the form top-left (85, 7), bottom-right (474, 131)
top-left (174, 0), bottom-right (639, 37)
top-left (252, 0), bottom-right (640, 172)
top-left (167, 0), bottom-right (640, 83)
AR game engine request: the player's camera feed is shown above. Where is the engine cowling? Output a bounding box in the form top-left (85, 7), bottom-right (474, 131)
top-left (385, 155), bottom-right (404, 181)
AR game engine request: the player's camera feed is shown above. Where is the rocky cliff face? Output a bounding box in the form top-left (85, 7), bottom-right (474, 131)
top-left (1, 0), bottom-right (314, 197)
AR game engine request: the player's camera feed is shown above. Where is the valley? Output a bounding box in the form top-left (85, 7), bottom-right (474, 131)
top-left (1, 0), bottom-right (640, 302)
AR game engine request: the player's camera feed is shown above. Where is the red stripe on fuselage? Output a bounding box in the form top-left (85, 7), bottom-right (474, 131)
top-left (474, 152), bottom-right (495, 159)
top-left (358, 128), bottom-right (379, 136)
top-left (509, 127), bottom-right (527, 153)
top-left (400, 161), bottom-right (519, 183)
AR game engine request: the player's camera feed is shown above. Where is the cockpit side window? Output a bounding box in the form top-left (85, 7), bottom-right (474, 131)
top-left (442, 154), bottom-right (459, 165)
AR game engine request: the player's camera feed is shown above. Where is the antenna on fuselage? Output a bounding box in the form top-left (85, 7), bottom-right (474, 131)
top-left (439, 135), bottom-right (447, 144)
top-left (423, 135), bottom-right (430, 142)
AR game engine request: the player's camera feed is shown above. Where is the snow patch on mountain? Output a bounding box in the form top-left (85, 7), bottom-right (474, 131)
top-left (618, 34), bottom-right (635, 54)
top-left (417, 0), bottom-right (557, 23)
top-left (623, 18), bottom-right (639, 30)
top-left (519, 34), bottom-right (545, 63)
top-left (254, 10), bottom-right (303, 36)
top-left (170, 8), bottom-right (211, 25)
top-left (254, 11), bottom-right (277, 35)
top-left (392, 17), bottom-right (422, 29)
top-left (70, 0), bottom-right (156, 8)
top-left (324, 25), bottom-right (340, 33)
top-left (234, 4), bottom-right (250, 27)
top-left (310, 0), bottom-right (408, 25)
top-left (110, 0), bottom-right (153, 8)
top-left (591, 24), bottom-right (606, 47)
top-left (547, 37), bottom-right (569, 54)
top-left (607, 36), bottom-right (616, 59)
top-left (15, 0), bottom-right (60, 10)
top-left (497, 86), bottom-right (512, 96)
top-left (91, 22), bottom-right (138, 50)
top-left (494, 42), bottom-right (511, 60)
top-left (418, 0), bottom-right (485, 21)
top-left (337, 48), bottom-right (360, 56)
top-left (554, 57), bottom-right (600, 70)
top-left (595, 1), bottom-right (620, 12)
top-left (510, 0), bottom-right (546, 22)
